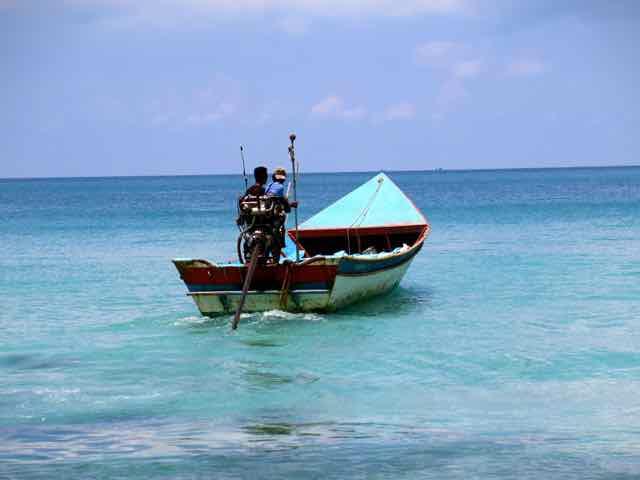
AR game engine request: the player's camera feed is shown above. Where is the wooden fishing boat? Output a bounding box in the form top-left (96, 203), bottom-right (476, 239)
top-left (173, 172), bottom-right (430, 318)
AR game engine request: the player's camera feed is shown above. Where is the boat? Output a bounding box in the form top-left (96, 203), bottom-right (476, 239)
top-left (172, 171), bottom-right (430, 320)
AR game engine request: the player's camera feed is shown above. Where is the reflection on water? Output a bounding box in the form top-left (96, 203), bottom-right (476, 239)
top-left (242, 369), bottom-right (319, 389)
top-left (244, 423), bottom-right (295, 436)
top-left (339, 286), bottom-right (434, 317)
top-left (241, 338), bottom-right (282, 348)
top-left (0, 353), bottom-right (77, 372)
top-left (3, 418), bottom-right (638, 479)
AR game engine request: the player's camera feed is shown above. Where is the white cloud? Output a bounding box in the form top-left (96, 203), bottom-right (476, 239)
top-left (186, 102), bottom-right (235, 124)
top-left (383, 102), bottom-right (416, 121)
top-left (147, 74), bottom-right (243, 127)
top-left (311, 95), bottom-right (366, 120)
top-left (507, 60), bottom-right (548, 76)
top-left (151, 113), bottom-right (171, 125)
top-left (66, 0), bottom-right (468, 21)
top-left (312, 96), bottom-right (418, 123)
top-left (255, 99), bottom-right (300, 125)
top-left (311, 95), bottom-right (343, 115)
top-left (439, 79), bottom-right (469, 104)
top-left (431, 78), bottom-right (469, 121)
top-left (453, 59), bottom-right (483, 78)
top-left (278, 15), bottom-right (309, 34)
top-left (414, 41), bottom-right (459, 65)
top-left (342, 106), bottom-right (367, 120)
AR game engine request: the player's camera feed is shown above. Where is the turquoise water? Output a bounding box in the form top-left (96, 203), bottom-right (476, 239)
top-left (1, 168), bottom-right (640, 478)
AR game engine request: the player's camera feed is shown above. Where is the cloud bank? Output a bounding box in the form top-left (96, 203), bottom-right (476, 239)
top-left (65, 0), bottom-right (469, 18)
top-left (507, 60), bottom-right (549, 76)
top-left (414, 41), bottom-right (460, 65)
top-left (311, 95), bottom-right (367, 120)
top-left (312, 95), bottom-right (417, 123)
top-left (453, 59), bottom-right (483, 78)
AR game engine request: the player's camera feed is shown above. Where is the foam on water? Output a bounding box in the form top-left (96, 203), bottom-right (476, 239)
top-left (259, 309), bottom-right (326, 322)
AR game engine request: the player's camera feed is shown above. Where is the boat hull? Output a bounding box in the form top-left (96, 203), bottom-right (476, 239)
top-left (188, 289), bottom-right (331, 315)
top-left (176, 240), bottom-right (423, 316)
top-left (328, 254), bottom-right (414, 310)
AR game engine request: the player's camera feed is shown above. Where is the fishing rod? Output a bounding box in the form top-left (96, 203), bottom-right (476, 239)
top-left (239, 145), bottom-right (248, 191)
top-left (288, 133), bottom-right (300, 262)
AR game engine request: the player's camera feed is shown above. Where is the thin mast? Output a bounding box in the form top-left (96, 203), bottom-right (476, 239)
top-left (288, 133), bottom-right (299, 262)
top-left (240, 145), bottom-right (248, 190)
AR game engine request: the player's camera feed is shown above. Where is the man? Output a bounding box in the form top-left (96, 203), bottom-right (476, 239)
top-left (237, 166), bottom-right (268, 227)
top-left (245, 166), bottom-right (268, 196)
top-left (265, 167), bottom-right (298, 211)
top-left (265, 167), bottom-right (299, 262)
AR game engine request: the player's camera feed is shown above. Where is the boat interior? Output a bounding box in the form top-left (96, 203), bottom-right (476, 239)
top-left (291, 225), bottom-right (427, 257)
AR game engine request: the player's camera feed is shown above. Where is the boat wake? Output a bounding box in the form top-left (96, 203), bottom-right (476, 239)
top-left (231, 310), bottom-right (326, 328)
top-left (259, 309), bottom-right (325, 322)
top-left (173, 315), bottom-right (216, 327)
top-left (173, 310), bottom-right (325, 330)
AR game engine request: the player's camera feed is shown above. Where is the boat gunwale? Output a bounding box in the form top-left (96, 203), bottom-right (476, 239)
top-left (187, 289), bottom-right (330, 296)
top-left (334, 225), bottom-right (429, 263)
top-left (292, 222), bottom-right (428, 234)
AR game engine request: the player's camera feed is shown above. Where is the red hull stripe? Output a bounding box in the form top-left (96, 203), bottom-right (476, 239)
top-left (289, 224), bottom-right (427, 239)
top-left (186, 281), bottom-right (330, 293)
top-left (176, 263), bottom-right (338, 292)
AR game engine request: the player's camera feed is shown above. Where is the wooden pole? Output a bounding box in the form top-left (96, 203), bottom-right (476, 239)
top-left (288, 133), bottom-right (299, 262)
top-left (231, 244), bottom-right (260, 330)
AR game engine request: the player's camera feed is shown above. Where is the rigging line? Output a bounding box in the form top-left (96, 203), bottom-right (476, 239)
top-left (346, 176), bottom-right (384, 254)
top-left (350, 176), bottom-right (384, 229)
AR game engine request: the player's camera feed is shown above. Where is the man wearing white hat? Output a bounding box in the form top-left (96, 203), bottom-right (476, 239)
top-left (265, 166), bottom-right (298, 262)
top-left (265, 166), bottom-right (298, 211)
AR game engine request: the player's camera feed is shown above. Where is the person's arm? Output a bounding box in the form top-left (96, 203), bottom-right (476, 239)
top-left (282, 198), bottom-right (298, 212)
top-left (266, 182), bottom-right (297, 211)
top-left (278, 183), bottom-right (298, 209)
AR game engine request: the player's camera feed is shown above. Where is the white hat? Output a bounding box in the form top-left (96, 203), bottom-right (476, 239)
top-left (273, 166), bottom-right (287, 180)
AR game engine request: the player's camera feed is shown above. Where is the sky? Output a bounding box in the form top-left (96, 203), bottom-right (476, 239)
top-left (1, 0), bottom-right (639, 178)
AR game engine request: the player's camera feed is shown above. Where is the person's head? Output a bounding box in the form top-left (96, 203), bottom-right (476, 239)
top-left (253, 166), bottom-right (268, 185)
top-left (273, 167), bottom-right (287, 183)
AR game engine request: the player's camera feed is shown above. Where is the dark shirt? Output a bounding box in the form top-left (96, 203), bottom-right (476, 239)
top-left (245, 183), bottom-right (265, 196)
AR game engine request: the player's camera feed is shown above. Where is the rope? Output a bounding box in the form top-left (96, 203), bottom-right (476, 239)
top-left (346, 176), bottom-right (384, 253)
top-left (350, 176), bottom-right (384, 228)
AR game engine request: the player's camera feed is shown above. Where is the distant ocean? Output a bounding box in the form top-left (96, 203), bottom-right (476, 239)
top-left (1, 167), bottom-right (639, 479)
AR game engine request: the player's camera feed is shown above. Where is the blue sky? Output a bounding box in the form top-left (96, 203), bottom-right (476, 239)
top-left (1, 0), bottom-right (639, 177)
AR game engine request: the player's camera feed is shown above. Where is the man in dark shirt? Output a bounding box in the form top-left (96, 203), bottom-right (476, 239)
top-left (237, 166), bottom-right (268, 226)
top-left (245, 166), bottom-right (268, 196)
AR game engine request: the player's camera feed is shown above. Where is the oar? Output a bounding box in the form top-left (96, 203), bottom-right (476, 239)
top-left (231, 244), bottom-right (260, 330)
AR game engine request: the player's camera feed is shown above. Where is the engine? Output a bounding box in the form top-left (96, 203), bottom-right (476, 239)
top-left (236, 195), bottom-right (286, 264)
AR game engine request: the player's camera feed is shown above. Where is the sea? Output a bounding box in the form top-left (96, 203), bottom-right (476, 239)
top-left (1, 167), bottom-right (639, 479)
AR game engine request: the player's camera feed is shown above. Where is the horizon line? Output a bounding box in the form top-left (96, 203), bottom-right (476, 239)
top-left (1, 164), bottom-right (639, 181)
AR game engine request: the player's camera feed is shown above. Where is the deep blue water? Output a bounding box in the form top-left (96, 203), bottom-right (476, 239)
top-left (1, 168), bottom-right (640, 478)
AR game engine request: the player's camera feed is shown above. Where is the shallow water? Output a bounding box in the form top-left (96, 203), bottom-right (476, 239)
top-left (1, 168), bottom-right (640, 478)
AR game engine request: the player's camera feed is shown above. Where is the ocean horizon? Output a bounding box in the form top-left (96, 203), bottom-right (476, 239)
top-left (2, 163), bottom-right (639, 181)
